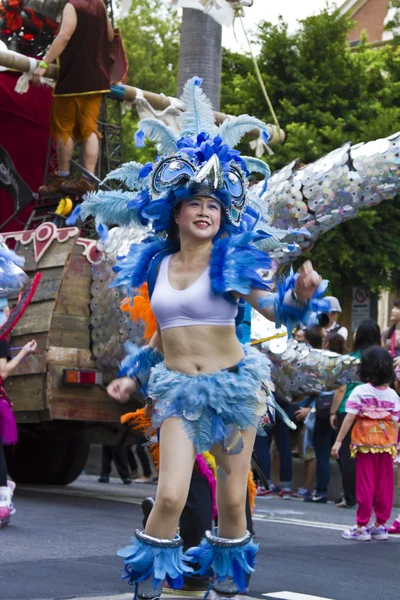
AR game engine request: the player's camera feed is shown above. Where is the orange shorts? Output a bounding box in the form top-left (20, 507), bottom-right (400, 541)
top-left (50, 94), bottom-right (103, 143)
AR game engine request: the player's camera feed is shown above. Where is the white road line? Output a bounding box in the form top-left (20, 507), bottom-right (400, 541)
top-left (263, 592), bottom-right (335, 600)
top-left (253, 514), bottom-right (345, 531)
top-left (20, 485), bottom-right (400, 537)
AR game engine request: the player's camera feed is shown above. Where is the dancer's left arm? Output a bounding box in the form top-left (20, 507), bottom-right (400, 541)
top-left (236, 260), bottom-right (322, 322)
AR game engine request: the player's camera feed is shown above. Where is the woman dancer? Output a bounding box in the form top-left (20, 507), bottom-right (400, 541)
top-left (73, 78), bottom-right (327, 600)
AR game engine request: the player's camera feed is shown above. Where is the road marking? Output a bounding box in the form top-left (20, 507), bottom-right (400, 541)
top-left (253, 514), bottom-right (345, 531)
top-left (19, 485), bottom-right (400, 538)
top-left (263, 592), bottom-right (335, 600)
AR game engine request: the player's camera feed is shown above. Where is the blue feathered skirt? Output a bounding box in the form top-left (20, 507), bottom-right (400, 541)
top-left (148, 345), bottom-right (273, 455)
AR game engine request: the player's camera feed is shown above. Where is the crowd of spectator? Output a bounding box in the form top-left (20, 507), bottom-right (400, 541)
top-left (252, 297), bottom-right (400, 540)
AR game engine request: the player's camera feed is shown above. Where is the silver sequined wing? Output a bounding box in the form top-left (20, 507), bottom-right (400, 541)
top-left (91, 226), bottom-right (150, 383)
top-left (263, 338), bottom-right (360, 401)
top-left (256, 133), bottom-right (400, 265)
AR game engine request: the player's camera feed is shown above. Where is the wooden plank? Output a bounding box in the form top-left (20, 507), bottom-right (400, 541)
top-left (7, 332), bottom-right (48, 376)
top-left (47, 363), bottom-right (119, 422)
top-left (49, 314), bottom-right (90, 349)
top-left (13, 410), bottom-right (51, 424)
top-left (55, 291), bottom-right (90, 318)
top-left (48, 364), bottom-right (104, 401)
top-left (47, 346), bottom-right (96, 368)
top-left (6, 267), bottom-right (64, 304)
top-left (26, 267), bottom-right (64, 302)
top-left (12, 300), bottom-right (55, 336)
top-left (54, 245), bottom-right (92, 317)
top-left (3, 373), bottom-right (46, 411)
top-left (22, 237), bottom-right (76, 271)
top-left (50, 396), bottom-right (124, 422)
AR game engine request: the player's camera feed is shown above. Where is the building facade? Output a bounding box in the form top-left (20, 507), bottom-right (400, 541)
top-left (339, 0), bottom-right (396, 44)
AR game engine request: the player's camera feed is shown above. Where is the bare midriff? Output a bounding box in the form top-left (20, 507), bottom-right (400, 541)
top-left (160, 325), bottom-right (245, 374)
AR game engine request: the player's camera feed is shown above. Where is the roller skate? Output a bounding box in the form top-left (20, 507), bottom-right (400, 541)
top-left (0, 485), bottom-right (12, 527)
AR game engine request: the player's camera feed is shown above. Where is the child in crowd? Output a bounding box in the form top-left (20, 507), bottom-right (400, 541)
top-left (0, 298), bottom-right (37, 526)
top-left (331, 346), bottom-right (400, 541)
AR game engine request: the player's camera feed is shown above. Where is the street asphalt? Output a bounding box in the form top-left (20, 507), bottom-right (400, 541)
top-left (0, 475), bottom-right (399, 600)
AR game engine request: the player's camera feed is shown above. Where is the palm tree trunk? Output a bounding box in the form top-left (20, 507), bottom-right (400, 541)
top-left (178, 8), bottom-right (222, 111)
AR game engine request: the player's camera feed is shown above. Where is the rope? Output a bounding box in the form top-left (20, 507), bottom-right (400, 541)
top-left (238, 15), bottom-right (280, 129)
top-left (250, 331), bottom-right (287, 346)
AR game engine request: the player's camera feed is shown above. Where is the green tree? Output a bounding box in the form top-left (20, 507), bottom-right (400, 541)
top-left (221, 8), bottom-right (400, 295)
top-left (117, 0), bottom-right (180, 162)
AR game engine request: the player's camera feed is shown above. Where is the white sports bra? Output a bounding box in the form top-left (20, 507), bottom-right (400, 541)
top-left (151, 255), bottom-right (238, 331)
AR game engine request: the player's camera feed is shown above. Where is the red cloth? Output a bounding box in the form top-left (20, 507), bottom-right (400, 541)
top-left (0, 71), bottom-right (53, 231)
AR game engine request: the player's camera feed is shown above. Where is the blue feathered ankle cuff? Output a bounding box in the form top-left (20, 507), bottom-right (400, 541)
top-left (258, 268), bottom-right (330, 337)
top-left (118, 346), bottom-right (163, 392)
top-left (185, 530), bottom-right (258, 594)
top-left (118, 530), bottom-right (193, 599)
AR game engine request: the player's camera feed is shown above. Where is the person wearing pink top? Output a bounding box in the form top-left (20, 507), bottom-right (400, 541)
top-left (331, 346), bottom-right (400, 541)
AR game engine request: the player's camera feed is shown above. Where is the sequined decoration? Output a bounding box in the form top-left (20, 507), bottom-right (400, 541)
top-left (259, 133), bottom-right (400, 264)
top-left (262, 338), bottom-right (360, 400)
top-left (91, 226), bottom-right (149, 383)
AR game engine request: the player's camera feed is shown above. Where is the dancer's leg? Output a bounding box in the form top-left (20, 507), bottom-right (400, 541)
top-left (145, 417), bottom-right (196, 539)
top-left (216, 427), bottom-right (257, 539)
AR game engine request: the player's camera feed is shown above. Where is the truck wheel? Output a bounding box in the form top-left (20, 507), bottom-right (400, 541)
top-left (52, 435), bottom-right (90, 485)
top-left (5, 427), bottom-right (68, 484)
top-left (5, 425), bottom-right (89, 485)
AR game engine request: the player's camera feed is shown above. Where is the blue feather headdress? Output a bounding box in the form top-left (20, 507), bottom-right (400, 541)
top-left (67, 77), bottom-right (272, 235)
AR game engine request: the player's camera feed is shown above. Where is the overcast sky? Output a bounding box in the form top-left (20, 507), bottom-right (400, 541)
top-left (222, 0), bottom-right (336, 52)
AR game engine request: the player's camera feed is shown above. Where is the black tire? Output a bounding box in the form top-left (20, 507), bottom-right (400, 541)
top-left (5, 426), bottom-right (68, 484)
top-left (52, 434), bottom-right (90, 485)
top-left (5, 424), bottom-right (89, 485)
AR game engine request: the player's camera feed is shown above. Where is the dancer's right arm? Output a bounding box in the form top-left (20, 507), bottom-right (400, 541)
top-left (107, 327), bottom-right (163, 403)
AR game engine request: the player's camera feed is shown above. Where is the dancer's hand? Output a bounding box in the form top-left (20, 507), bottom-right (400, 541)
top-left (107, 377), bottom-right (137, 403)
top-left (331, 440), bottom-right (342, 460)
top-left (330, 414), bottom-right (338, 431)
top-left (295, 261), bottom-right (322, 301)
top-left (144, 405), bottom-right (153, 419)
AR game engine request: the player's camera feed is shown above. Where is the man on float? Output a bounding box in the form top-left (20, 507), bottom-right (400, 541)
top-left (32, 0), bottom-right (114, 196)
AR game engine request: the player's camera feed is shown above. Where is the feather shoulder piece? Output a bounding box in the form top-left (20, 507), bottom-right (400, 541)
top-left (210, 232), bottom-right (272, 296)
top-left (111, 238), bottom-right (174, 295)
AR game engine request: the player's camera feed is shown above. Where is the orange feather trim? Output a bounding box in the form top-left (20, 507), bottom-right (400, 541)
top-left (121, 408), bottom-right (159, 469)
top-left (247, 470), bottom-right (257, 513)
top-left (121, 283), bottom-right (157, 342)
